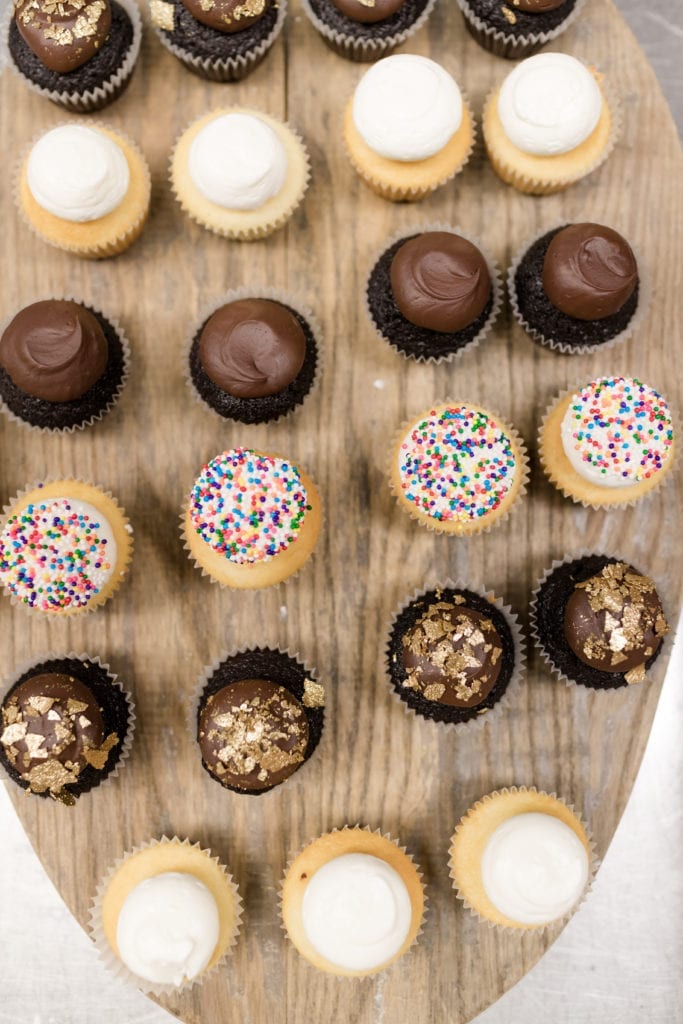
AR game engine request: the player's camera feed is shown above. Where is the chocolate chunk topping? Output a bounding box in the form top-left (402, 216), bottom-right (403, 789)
top-left (14, 0), bottom-right (111, 73)
top-left (514, 0), bottom-right (564, 11)
top-left (542, 223), bottom-right (638, 321)
top-left (181, 0), bottom-right (266, 33)
top-left (328, 0), bottom-right (405, 24)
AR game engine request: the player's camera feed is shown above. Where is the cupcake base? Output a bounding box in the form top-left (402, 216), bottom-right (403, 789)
top-left (304, 0), bottom-right (433, 62)
top-left (458, 0), bottom-right (580, 59)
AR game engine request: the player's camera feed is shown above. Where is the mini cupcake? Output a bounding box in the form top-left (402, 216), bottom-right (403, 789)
top-left (6, 0), bottom-right (141, 112)
top-left (171, 107), bottom-right (310, 241)
top-left (366, 226), bottom-right (501, 362)
top-left (193, 647), bottom-right (325, 795)
top-left (539, 376), bottom-right (676, 508)
top-left (301, 0), bottom-right (436, 63)
top-left (0, 480), bottom-right (133, 615)
top-left (0, 298), bottom-right (130, 432)
top-left (531, 554), bottom-right (670, 689)
top-left (483, 53), bottom-right (616, 195)
top-left (187, 290), bottom-right (320, 424)
top-left (449, 787), bottom-right (594, 929)
top-left (281, 826), bottom-right (425, 977)
top-left (386, 583), bottom-right (524, 727)
top-left (344, 54), bottom-right (474, 201)
top-left (457, 0), bottom-right (585, 60)
top-left (150, 0), bottom-right (285, 82)
top-left (389, 401), bottom-right (528, 536)
top-left (90, 836), bottom-right (242, 994)
top-left (17, 123), bottom-right (151, 258)
top-left (0, 654), bottom-right (134, 805)
top-left (509, 223), bottom-right (642, 354)
top-left (182, 447), bottom-right (322, 589)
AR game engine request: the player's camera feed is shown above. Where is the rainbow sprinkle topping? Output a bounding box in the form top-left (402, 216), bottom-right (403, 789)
top-left (189, 448), bottom-right (311, 565)
top-left (398, 405), bottom-right (518, 523)
top-left (561, 376), bottom-right (674, 487)
top-left (0, 496), bottom-right (115, 612)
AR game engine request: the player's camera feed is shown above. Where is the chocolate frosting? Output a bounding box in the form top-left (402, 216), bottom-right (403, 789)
top-left (14, 0), bottom-right (111, 72)
top-left (328, 0), bottom-right (405, 24)
top-left (542, 223), bottom-right (638, 321)
top-left (401, 598), bottom-right (503, 707)
top-left (198, 678), bottom-right (309, 791)
top-left (564, 562), bottom-right (669, 683)
top-left (390, 232), bottom-right (492, 333)
top-left (514, 0), bottom-right (565, 11)
top-left (199, 299), bottom-right (307, 399)
top-left (181, 0), bottom-right (266, 33)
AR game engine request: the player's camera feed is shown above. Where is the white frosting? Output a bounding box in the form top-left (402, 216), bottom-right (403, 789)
top-left (352, 54), bottom-right (463, 162)
top-left (497, 53), bottom-right (603, 156)
top-left (188, 113), bottom-right (288, 211)
top-left (481, 812), bottom-right (589, 925)
top-left (115, 872), bottom-right (220, 987)
top-left (26, 125), bottom-right (130, 222)
top-left (301, 853), bottom-right (412, 971)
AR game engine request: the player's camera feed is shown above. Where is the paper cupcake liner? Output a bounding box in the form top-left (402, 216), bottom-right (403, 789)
top-left (280, 824), bottom-right (427, 978)
top-left (88, 835), bottom-right (243, 996)
top-left (387, 401), bottom-right (530, 537)
top-left (457, 0), bottom-right (587, 60)
top-left (4, 0), bottom-right (142, 112)
top-left (507, 226), bottom-right (650, 356)
top-left (365, 222), bottom-right (502, 365)
top-left (0, 477), bottom-right (134, 618)
top-left (300, 0), bottom-right (437, 62)
top-left (151, 0), bottom-right (286, 82)
top-left (184, 287), bottom-right (324, 425)
top-left (448, 786), bottom-right (598, 933)
top-left (385, 578), bottom-right (526, 732)
top-left (0, 650), bottom-right (135, 800)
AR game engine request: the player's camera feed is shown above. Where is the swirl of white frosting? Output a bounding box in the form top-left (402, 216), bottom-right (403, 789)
top-left (188, 113), bottom-right (288, 211)
top-left (115, 872), bottom-right (220, 986)
top-left (497, 53), bottom-right (603, 156)
top-left (352, 54), bottom-right (463, 162)
top-left (26, 125), bottom-right (130, 222)
top-left (481, 812), bottom-right (589, 925)
top-left (301, 853), bottom-right (412, 971)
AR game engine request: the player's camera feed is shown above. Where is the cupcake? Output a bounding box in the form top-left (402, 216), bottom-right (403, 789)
top-left (194, 648), bottom-right (325, 795)
top-left (0, 298), bottom-right (129, 431)
top-left (482, 53), bottom-right (616, 195)
top-left (6, 0), bottom-right (141, 112)
top-left (187, 291), bottom-right (320, 424)
top-left (90, 836), bottom-right (242, 994)
top-left (0, 480), bottom-right (133, 615)
top-left (301, 0), bottom-right (436, 63)
top-left (171, 108), bottom-right (310, 241)
top-left (389, 401), bottom-right (528, 536)
top-left (539, 376), bottom-right (676, 508)
top-left (0, 654), bottom-right (133, 805)
top-left (531, 555), bottom-right (670, 689)
top-left (509, 223), bottom-right (642, 354)
top-left (366, 227), bottom-right (501, 362)
top-left (182, 447), bottom-right (322, 589)
top-left (344, 54), bottom-right (474, 201)
top-left (457, 0), bottom-right (584, 60)
top-left (17, 123), bottom-right (151, 258)
top-left (449, 787), bottom-right (593, 929)
top-left (150, 0), bottom-right (285, 82)
top-left (281, 827), bottom-right (425, 977)
top-left (386, 583), bottom-right (523, 727)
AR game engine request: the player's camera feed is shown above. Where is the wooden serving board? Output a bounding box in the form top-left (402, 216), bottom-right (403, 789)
top-left (1, 1), bottom-right (682, 1021)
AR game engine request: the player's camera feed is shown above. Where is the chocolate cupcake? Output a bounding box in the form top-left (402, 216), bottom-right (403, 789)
top-left (194, 648), bottom-right (325, 795)
top-left (301, 0), bottom-right (436, 63)
top-left (509, 224), bottom-right (643, 354)
top-left (367, 227), bottom-right (501, 362)
top-left (0, 654), bottom-right (134, 804)
top-left (531, 555), bottom-right (670, 689)
top-left (457, 0), bottom-right (585, 60)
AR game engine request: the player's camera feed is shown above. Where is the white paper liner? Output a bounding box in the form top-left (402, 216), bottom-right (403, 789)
top-left (88, 835), bottom-right (243, 996)
top-left (456, 0), bottom-right (587, 60)
top-left (184, 286), bottom-right (324, 425)
top-left (300, 0), bottom-right (437, 63)
top-left (364, 222), bottom-right (503, 365)
top-left (448, 785), bottom-right (598, 933)
top-left (4, 0), bottom-right (142, 112)
top-left (507, 225), bottom-right (650, 355)
top-left (385, 578), bottom-right (526, 733)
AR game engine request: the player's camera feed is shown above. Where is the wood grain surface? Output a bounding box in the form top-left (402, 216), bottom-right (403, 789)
top-left (1, 1), bottom-right (682, 1022)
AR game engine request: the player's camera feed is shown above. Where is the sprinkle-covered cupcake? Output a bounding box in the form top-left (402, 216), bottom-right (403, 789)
top-left (483, 53), bottom-right (616, 195)
top-left (457, 0), bottom-right (584, 60)
top-left (301, 0), bottom-right (436, 63)
top-left (389, 401), bottom-right (528, 536)
top-left (182, 447), bottom-right (322, 589)
top-left (539, 376), bottom-right (676, 508)
top-left (344, 54), bottom-right (474, 201)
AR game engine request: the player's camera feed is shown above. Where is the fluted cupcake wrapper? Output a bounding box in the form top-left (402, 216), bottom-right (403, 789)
top-left (457, 0), bottom-right (587, 60)
top-left (300, 0), bottom-right (437, 63)
top-left (88, 835), bottom-right (243, 996)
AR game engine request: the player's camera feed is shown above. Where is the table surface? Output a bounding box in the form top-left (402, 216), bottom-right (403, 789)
top-left (1, 2), bottom-right (682, 1022)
